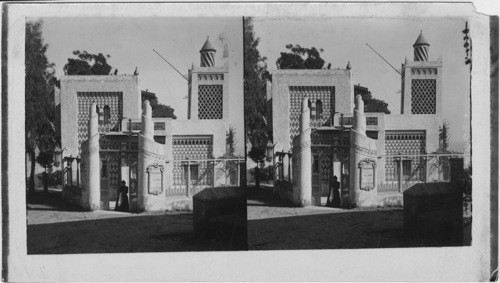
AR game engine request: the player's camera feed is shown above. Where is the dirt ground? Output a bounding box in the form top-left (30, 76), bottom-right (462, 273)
top-left (26, 187), bottom-right (246, 254)
top-left (247, 186), bottom-right (472, 250)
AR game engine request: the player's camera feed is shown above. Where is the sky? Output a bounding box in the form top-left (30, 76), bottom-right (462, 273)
top-left (38, 17), bottom-right (242, 120)
top-left (253, 17), bottom-right (471, 152)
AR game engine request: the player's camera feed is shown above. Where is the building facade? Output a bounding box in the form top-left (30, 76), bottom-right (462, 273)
top-left (57, 37), bottom-right (244, 212)
top-left (268, 32), bottom-right (453, 208)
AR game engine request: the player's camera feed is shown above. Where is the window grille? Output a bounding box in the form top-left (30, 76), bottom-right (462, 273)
top-left (411, 79), bottom-right (436, 114)
top-left (198, 85), bottom-right (223, 119)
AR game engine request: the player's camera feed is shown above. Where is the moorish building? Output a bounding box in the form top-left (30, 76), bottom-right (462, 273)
top-left (56, 37), bottom-right (244, 212)
top-left (268, 32), bottom-right (456, 208)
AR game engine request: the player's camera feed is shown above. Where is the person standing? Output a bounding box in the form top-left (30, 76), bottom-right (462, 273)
top-left (114, 180), bottom-right (129, 212)
top-left (327, 175), bottom-right (340, 207)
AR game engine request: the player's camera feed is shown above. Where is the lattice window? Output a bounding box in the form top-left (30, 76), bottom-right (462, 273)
top-left (198, 85), bottom-right (223, 119)
top-left (289, 86), bottom-right (335, 146)
top-left (385, 131), bottom-right (426, 181)
top-left (411, 79), bottom-right (436, 114)
top-left (77, 92), bottom-right (123, 152)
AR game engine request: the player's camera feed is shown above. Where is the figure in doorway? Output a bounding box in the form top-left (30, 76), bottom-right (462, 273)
top-left (114, 180), bottom-right (130, 212)
top-left (327, 175), bottom-right (341, 208)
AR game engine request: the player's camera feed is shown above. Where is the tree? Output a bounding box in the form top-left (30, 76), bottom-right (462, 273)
top-left (439, 120), bottom-right (450, 152)
top-left (140, 90), bottom-right (177, 119)
top-left (355, 87), bottom-right (391, 114)
top-left (63, 50), bottom-right (117, 75)
top-left (36, 151), bottom-right (54, 193)
top-left (276, 44), bottom-right (329, 70)
top-left (25, 20), bottom-right (59, 193)
top-left (245, 17), bottom-right (271, 189)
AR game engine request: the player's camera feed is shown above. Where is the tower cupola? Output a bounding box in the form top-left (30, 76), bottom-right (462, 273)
top-left (200, 36), bottom-right (216, 67)
top-left (413, 31), bottom-right (430, 61)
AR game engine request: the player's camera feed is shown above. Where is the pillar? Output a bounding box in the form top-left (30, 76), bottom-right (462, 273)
top-left (87, 103), bottom-right (100, 211)
top-left (349, 95), bottom-right (379, 208)
top-left (294, 97), bottom-right (312, 206)
top-left (138, 100), bottom-right (168, 212)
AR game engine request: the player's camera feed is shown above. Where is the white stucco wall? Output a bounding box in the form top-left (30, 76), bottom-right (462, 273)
top-left (270, 69), bottom-right (354, 154)
top-left (60, 75), bottom-right (141, 157)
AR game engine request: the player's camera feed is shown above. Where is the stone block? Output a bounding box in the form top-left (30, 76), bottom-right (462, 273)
top-left (192, 186), bottom-right (246, 236)
top-left (403, 182), bottom-right (463, 245)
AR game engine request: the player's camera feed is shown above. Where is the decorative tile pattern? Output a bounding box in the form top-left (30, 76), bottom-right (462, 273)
top-left (171, 136), bottom-right (213, 195)
top-left (77, 92), bottom-right (123, 151)
top-left (411, 79), bottom-right (436, 114)
top-left (198, 85), bottom-right (223, 119)
top-left (289, 86), bottom-right (335, 146)
top-left (385, 131), bottom-right (426, 181)
top-left (109, 159), bottom-right (120, 185)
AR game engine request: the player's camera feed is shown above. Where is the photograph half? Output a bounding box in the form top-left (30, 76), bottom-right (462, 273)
top-left (244, 17), bottom-right (472, 250)
top-left (25, 17), bottom-right (246, 254)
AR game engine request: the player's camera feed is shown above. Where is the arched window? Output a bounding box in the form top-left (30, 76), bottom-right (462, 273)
top-left (316, 100), bottom-right (323, 119)
top-left (96, 105), bottom-right (100, 114)
top-left (307, 99), bottom-right (313, 119)
top-left (103, 105), bottom-right (110, 124)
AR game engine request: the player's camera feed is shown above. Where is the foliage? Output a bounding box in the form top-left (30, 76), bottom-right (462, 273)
top-left (439, 120), bottom-right (450, 152)
top-left (245, 18), bottom-right (271, 188)
top-left (141, 90), bottom-right (177, 119)
top-left (63, 50), bottom-right (116, 75)
top-left (226, 126), bottom-right (237, 157)
top-left (25, 20), bottom-right (59, 192)
top-left (36, 151), bottom-right (54, 171)
top-left (276, 44), bottom-right (329, 70)
top-left (250, 165), bottom-right (274, 182)
top-left (359, 91), bottom-right (391, 114)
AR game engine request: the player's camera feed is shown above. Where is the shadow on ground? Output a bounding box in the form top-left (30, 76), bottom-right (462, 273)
top-left (27, 188), bottom-right (246, 254)
top-left (247, 185), bottom-right (293, 208)
top-left (248, 210), bottom-right (464, 250)
top-left (247, 186), bottom-right (471, 250)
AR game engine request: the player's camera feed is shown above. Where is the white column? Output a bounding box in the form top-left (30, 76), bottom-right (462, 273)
top-left (87, 103), bottom-right (100, 211)
top-left (298, 97), bottom-right (312, 206)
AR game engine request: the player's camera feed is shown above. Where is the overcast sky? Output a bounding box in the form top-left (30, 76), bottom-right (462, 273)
top-left (253, 17), bottom-right (470, 152)
top-left (39, 17), bottom-right (242, 120)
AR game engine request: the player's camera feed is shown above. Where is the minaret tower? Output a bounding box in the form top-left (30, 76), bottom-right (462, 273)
top-left (413, 31), bottom-right (430, 61)
top-left (187, 36), bottom-right (229, 120)
top-left (200, 36), bottom-right (216, 67)
top-left (400, 31), bottom-right (442, 116)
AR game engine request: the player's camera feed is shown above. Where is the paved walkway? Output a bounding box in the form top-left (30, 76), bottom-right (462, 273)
top-left (247, 186), bottom-right (470, 250)
top-left (26, 187), bottom-right (246, 254)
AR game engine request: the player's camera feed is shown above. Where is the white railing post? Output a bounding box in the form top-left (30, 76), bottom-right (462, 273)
top-left (186, 160), bottom-right (190, 197)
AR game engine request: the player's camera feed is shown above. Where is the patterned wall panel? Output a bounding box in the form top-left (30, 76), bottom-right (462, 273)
top-left (77, 92), bottom-right (123, 151)
top-left (411, 79), bottom-right (436, 114)
top-left (385, 131), bottom-right (426, 181)
top-left (109, 159), bottom-right (120, 185)
top-left (289, 86), bottom-right (335, 146)
top-left (198, 85), bottom-right (223, 119)
top-left (172, 135), bottom-right (213, 188)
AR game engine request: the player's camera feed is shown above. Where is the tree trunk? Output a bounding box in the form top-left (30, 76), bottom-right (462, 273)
top-left (29, 151), bottom-right (36, 193)
top-left (43, 168), bottom-right (48, 193)
top-left (255, 165), bottom-right (260, 189)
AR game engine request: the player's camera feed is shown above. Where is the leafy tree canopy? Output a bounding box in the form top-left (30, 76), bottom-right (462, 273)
top-left (141, 90), bottom-right (177, 119)
top-left (244, 17), bottom-right (270, 152)
top-left (64, 50), bottom-right (117, 75)
top-left (26, 20), bottom-right (59, 191)
top-left (276, 44), bottom-right (330, 70)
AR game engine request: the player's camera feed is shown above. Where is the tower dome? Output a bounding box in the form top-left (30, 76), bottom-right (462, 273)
top-left (413, 31), bottom-right (430, 61)
top-left (200, 36), bottom-right (216, 67)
